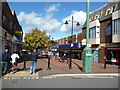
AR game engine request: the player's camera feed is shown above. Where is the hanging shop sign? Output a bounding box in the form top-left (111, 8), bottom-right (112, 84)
top-left (15, 31), bottom-right (23, 36)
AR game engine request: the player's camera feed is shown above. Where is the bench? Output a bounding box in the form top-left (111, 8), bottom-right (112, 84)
top-left (59, 56), bottom-right (68, 62)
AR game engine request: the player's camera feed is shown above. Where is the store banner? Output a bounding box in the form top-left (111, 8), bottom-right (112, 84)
top-left (52, 43), bottom-right (81, 49)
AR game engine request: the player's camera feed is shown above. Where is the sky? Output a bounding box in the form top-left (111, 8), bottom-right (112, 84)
top-left (8, 1), bottom-right (109, 41)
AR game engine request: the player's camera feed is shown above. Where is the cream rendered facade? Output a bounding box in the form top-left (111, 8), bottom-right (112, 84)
top-left (112, 9), bottom-right (120, 43)
top-left (89, 20), bottom-right (100, 45)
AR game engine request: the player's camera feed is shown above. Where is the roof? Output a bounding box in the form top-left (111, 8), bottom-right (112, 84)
top-left (82, 1), bottom-right (120, 28)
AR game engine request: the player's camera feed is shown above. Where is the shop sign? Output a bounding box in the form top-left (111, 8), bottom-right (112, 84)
top-left (70, 43), bottom-right (74, 47)
top-left (106, 48), bottom-right (120, 50)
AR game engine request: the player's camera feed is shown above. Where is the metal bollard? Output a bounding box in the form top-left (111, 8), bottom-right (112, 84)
top-left (103, 59), bottom-right (106, 69)
top-left (47, 57), bottom-right (51, 70)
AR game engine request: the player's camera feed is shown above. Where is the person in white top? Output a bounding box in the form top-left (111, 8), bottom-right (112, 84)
top-left (11, 51), bottom-right (20, 73)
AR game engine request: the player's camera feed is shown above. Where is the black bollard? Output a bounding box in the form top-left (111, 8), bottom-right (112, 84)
top-left (47, 57), bottom-right (51, 70)
top-left (103, 59), bottom-right (106, 69)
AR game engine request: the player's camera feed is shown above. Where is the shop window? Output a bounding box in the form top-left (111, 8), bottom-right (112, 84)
top-left (118, 51), bottom-right (120, 61)
top-left (106, 50), bottom-right (116, 62)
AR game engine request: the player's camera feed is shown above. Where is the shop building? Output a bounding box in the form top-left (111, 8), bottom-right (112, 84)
top-left (52, 1), bottom-right (120, 64)
top-left (89, 1), bottom-right (120, 64)
top-left (0, 1), bottom-right (23, 60)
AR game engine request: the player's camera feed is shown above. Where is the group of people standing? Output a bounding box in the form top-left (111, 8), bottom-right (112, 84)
top-left (2, 49), bottom-right (39, 75)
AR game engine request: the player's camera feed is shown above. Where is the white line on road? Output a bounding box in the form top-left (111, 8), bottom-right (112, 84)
top-left (46, 73), bottom-right (119, 77)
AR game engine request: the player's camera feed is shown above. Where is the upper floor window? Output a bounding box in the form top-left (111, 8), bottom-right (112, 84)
top-left (3, 15), bottom-right (9, 25)
top-left (112, 18), bottom-right (120, 34)
top-left (105, 8), bottom-right (111, 16)
top-left (105, 25), bottom-right (111, 36)
top-left (99, 12), bottom-right (103, 19)
top-left (112, 5), bottom-right (117, 12)
top-left (2, 14), bottom-right (13, 29)
top-left (89, 26), bottom-right (96, 39)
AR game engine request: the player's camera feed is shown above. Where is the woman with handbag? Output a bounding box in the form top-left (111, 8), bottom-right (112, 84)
top-left (11, 51), bottom-right (20, 73)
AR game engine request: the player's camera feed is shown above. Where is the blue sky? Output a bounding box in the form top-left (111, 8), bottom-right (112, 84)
top-left (8, 2), bottom-right (108, 40)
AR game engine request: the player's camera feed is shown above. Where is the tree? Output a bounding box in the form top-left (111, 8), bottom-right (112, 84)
top-left (24, 28), bottom-right (49, 51)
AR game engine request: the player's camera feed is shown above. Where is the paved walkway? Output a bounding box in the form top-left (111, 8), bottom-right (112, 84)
top-left (3, 57), bottom-right (119, 77)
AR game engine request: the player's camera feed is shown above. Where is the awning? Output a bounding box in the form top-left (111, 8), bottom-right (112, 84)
top-left (51, 43), bottom-right (81, 49)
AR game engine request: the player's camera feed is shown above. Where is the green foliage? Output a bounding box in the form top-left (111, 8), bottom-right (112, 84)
top-left (24, 28), bottom-right (49, 50)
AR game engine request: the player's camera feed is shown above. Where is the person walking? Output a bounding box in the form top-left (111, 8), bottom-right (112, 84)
top-left (11, 51), bottom-right (20, 73)
top-left (30, 49), bottom-right (39, 74)
top-left (2, 49), bottom-right (10, 74)
top-left (22, 51), bottom-right (27, 70)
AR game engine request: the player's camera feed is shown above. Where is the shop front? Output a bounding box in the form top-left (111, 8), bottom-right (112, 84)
top-left (56, 42), bottom-right (82, 59)
top-left (105, 47), bottom-right (120, 64)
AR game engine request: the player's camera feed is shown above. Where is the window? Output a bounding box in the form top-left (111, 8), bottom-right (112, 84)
top-left (94, 15), bottom-right (99, 20)
top-left (112, 18), bottom-right (120, 34)
top-left (106, 50), bottom-right (116, 62)
top-left (95, 15), bottom-right (98, 20)
top-left (89, 28), bottom-right (92, 39)
top-left (112, 5), bottom-right (117, 12)
top-left (105, 8), bottom-right (111, 16)
top-left (3, 15), bottom-right (9, 25)
top-left (118, 51), bottom-right (120, 61)
top-left (99, 12), bottom-right (103, 19)
top-left (92, 27), bottom-right (96, 38)
top-left (105, 25), bottom-right (111, 36)
top-left (89, 26), bottom-right (96, 39)
top-left (9, 21), bottom-right (13, 29)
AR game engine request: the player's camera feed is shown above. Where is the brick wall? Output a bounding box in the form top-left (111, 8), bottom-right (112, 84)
top-left (82, 28), bottom-right (86, 40)
top-left (72, 34), bottom-right (76, 43)
top-left (100, 19), bottom-right (112, 43)
top-left (99, 47), bottom-right (105, 63)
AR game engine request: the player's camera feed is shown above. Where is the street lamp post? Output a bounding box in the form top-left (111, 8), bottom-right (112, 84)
top-left (82, 0), bottom-right (92, 73)
top-left (47, 35), bottom-right (51, 70)
top-left (65, 16), bottom-right (80, 69)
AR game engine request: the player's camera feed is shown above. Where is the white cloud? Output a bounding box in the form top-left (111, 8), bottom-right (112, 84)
top-left (45, 4), bottom-right (60, 13)
top-left (60, 11), bottom-right (86, 33)
top-left (17, 4), bottom-right (61, 34)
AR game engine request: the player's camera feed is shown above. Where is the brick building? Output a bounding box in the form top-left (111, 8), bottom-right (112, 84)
top-left (0, 1), bottom-right (23, 60)
top-left (52, 1), bottom-right (120, 64)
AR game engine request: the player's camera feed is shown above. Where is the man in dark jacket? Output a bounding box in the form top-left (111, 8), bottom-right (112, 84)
top-left (2, 49), bottom-right (10, 74)
top-left (22, 51), bottom-right (27, 70)
top-left (29, 49), bottom-right (39, 74)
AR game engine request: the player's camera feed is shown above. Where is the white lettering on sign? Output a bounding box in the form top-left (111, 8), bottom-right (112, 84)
top-left (86, 54), bottom-right (92, 56)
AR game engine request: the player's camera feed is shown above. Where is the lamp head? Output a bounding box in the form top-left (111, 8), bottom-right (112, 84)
top-left (76, 22), bottom-right (80, 26)
top-left (64, 20), bottom-right (69, 24)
